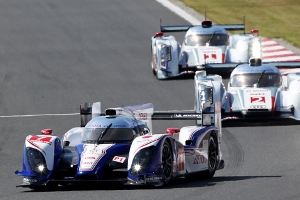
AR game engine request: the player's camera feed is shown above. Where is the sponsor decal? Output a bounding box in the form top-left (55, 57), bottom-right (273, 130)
top-left (246, 89), bottom-right (268, 92)
top-left (134, 112), bottom-right (148, 120)
top-left (113, 156), bottom-right (126, 163)
top-left (85, 157), bottom-right (95, 159)
top-left (250, 96), bottom-right (265, 103)
top-left (87, 124), bottom-right (102, 128)
top-left (112, 125), bottom-right (127, 128)
top-left (134, 135), bottom-right (164, 154)
top-left (145, 176), bottom-right (163, 182)
top-left (23, 177), bottom-right (39, 184)
top-left (79, 144), bottom-right (115, 171)
top-left (193, 155), bottom-right (207, 164)
top-left (83, 162), bottom-right (93, 165)
top-left (87, 124), bottom-right (126, 128)
top-left (250, 105), bottom-right (267, 109)
top-left (204, 53), bottom-right (217, 59)
top-left (142, 135), bottom-right (152, 139)
top-left (173, 114), bottom-right (202, 118)
top-left (249, 93), bottom-right (265, 95)
top-left (27, 135), bottom-right (52, 145)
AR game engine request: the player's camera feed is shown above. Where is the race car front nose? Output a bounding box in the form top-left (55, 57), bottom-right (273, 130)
top-left (129, 146), bottom-right (156, 176)
top-left (26, 147), bottom-right (49, 176)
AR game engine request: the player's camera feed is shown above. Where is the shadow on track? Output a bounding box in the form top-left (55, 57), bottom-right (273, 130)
top-left (22, 175), bottom-right (281, 192)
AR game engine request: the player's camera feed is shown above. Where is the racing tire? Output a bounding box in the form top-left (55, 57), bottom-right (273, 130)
top-left (203, 132), bottom-right (218, 179)
top-left (161, 141), bottom-right (172, 185)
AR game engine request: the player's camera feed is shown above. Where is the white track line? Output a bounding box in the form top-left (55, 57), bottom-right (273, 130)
top-left (156, 0), bottom-right (201, 24)
top-left (0, 113), bottom-right (79, 118)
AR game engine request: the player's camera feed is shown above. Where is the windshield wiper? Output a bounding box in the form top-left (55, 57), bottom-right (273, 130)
top-left (206, 31), bottom-right (217, 46)
top-left (254, 70), bottom-right (266, 87)
top-left (97, 123), bottom-right (112, 144)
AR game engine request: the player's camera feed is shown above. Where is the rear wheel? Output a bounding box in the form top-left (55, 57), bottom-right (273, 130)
top-left (203, 132), bottom-right (218, 179)
top-left (161, 141), bottom-right (172, 185)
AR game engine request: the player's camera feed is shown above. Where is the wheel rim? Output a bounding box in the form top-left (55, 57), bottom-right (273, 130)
top-left (162, 143), bottom-right (172, 179)
top-left (208, 138), bottom-right (217, 171)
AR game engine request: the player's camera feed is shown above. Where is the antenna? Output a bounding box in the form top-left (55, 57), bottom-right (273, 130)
top-left (204, 6), bottom-right (207, 20)
top-left (160, 18), bottom-right (162, 30)
top-left (243, 16), bottom-right (245, 34)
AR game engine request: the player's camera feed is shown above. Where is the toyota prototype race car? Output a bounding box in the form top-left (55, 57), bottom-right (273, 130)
top-left (15, 101), bottom-right (224, 190)
top-left (193, 57), bottom-right (300, 126)
top-left (151, 18), bottom-right (262, 79)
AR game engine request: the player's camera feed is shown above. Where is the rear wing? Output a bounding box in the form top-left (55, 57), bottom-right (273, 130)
top-left (186, 61), bottom-right (300, 77)
top-left (266, 61), bottom-right (300, 68)
top-left (160, 24), bottom-right (244, 33)
top-left (80, 102), bottom-right (221, 132)
top-left (217, 24), bottom-right (245, 31)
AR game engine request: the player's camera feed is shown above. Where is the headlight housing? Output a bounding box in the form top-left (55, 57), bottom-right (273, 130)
top-left (26, 147), bottom-right (49, 176)
top-left (130, 146), bottom-right (156, 175)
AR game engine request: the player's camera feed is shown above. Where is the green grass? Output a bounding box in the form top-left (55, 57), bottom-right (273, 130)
top-left (179, 0), bottom-right (300, 48)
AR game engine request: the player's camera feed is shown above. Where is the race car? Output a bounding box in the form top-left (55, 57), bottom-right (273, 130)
top-left (15, 101), bottom-right (224, 190)
top-left (193, 57), bottom-right (300, 126)
top-left (151, 19), bottom-right (262, 79)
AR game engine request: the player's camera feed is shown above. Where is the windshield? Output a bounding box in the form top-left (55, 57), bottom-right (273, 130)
top-left (82, 127), bottom-right (135, 144)
top-left (230, 73), bottom-right (282, 87)
top-left (185, 34), bottom-right (228, 46)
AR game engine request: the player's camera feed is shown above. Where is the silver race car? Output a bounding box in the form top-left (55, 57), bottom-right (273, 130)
top-left (151, 19), bottom-right (262, 79)
top-left (193, 58), bottom-right (300, 126)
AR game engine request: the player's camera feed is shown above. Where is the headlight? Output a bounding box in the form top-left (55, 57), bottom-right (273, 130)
top-left (26, 147), bottom-right (49, 176)
top-left (130, 146), bottom-right (156, 175)
top-left (159, 44), bottom-right (171, 69)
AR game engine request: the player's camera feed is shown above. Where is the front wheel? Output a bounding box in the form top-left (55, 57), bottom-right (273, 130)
top-left (161, 141), bottom-right (172, 185)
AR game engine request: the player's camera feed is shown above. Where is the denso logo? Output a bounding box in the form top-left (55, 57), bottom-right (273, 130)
top-left (250, 96), bottom-right (265, 103)
top-left (83, 162), bottom-right (93, 165)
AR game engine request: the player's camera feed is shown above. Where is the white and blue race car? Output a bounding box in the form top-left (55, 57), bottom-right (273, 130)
top-left (15, 102), bottom-right (224, 190)
top-left (193, 57), bottom-right (300, 126)
top-left (151, 19), bottom-right (262, 79)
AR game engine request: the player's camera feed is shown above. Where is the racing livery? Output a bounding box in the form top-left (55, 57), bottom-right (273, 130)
top-left (16, 102), bottom-right (224, 189)
top-left (151, 19), bottom-right (262, 79)
top-left (193, 57), bottom-right (300, 126)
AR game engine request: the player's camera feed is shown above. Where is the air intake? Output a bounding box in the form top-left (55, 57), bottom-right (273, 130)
top-left (249, 58), bottom-right (262, 66)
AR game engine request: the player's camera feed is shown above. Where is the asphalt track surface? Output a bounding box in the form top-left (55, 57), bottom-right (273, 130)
top-left (1, 1), bottom-right (300, 200)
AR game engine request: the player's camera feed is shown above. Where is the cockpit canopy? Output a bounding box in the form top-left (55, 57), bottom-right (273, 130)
top-left (82, 116), bottom-right (150, 144)
top-left (230, 72), bottom-right (282, 87)
top-left (185, 34), bottom-right (229, 46)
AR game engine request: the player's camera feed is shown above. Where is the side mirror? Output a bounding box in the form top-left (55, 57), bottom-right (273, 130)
top-left (63, 141), bottom-right (70, 147)
top-left (202, 114), bottom-right (212, 126)
top-left (202, 102), bottom-right (213, 126)
top-left (185, 140), bottom-right (192, 145)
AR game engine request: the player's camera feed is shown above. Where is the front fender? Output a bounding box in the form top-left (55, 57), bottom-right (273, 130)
top-left (128, 134), bottom-right (176, 182)
top-left (15, 135), bottom-right (63, 180)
